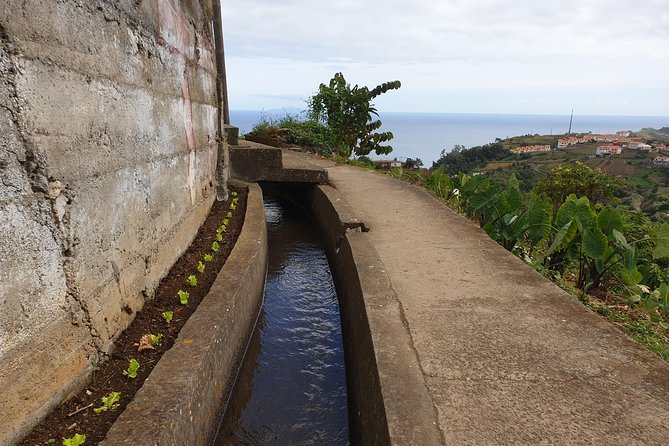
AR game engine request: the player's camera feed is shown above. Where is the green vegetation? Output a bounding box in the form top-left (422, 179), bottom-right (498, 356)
top-left (388, 161), bottom-right (669, 362)
top-left (62, 434), bottom-right (86, 446)
top-left (122, 359), bottom-right (140, 379)
top-left (433, 143), bottom-right (510, 175)
top-left (187, 275), bottom-right (198, 287)
top-left (93, 391), bottom-right (121, 414)
top-left (177, 289), bottom-right (189, 305)
top-left (161, 311), bottom-right (173, 323)
top-left (246, 72), bottom-right (401, 160)
top-left (308, 72), bottom-right (401, 158)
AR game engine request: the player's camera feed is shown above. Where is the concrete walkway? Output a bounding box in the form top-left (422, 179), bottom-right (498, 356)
top-left (283, 150), bottom-right (669, 445)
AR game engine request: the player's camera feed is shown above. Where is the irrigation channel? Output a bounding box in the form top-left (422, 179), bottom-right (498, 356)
top-left (215, 186), bottom-right (350, 445)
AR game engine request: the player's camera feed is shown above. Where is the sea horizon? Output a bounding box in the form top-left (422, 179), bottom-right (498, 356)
top-left (230, 109), bottom-right (669, 165)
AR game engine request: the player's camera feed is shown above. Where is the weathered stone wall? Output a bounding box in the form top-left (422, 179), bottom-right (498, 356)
top-left (0, 1), bottom-right (225, 443)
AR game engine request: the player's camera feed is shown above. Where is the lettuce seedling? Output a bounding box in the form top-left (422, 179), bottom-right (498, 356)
top-left (123, 359), bottom-right (140, 379)
top-left (216, 233), bottom-right (223, 242)
top-left (226, 212), bottom-right (232, 218)
top-left (187, 275), bottom-right (198, 287)
top-left (93, 391), bottom-right (121, 414)
top-left (232, 197), bottom-right (239, 204)
top-left (161, 311), bottom-right (173, 323)
top-left (212, 241), bottom-right (220, 252)
top-left (222, 218), bottom-right (229, 226)
top-left (197, 261), bottom-right (206, 273)
top-left (230, 203), bottom-right (236, 210)
top-left (231, 191), bottom-right (238, 197)
top-left (62, 433), bottom-right (86, 446)
top-left (204, 254), bottom-right (213, 262)
top-left (151, 333), bottom-right (164, 346)
top-left (177, 290), bottom-right (189, 305)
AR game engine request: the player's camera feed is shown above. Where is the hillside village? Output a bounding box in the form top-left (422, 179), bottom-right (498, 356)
top-left (511, 131), bottom-right (669, 167)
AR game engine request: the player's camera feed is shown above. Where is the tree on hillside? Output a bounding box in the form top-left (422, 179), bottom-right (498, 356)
top-left (308, 72), bottom-right (401, 158)
top-left (533, 162), bottom-right (624, 210)
top-left (432, 143), bottom-right (509, 174)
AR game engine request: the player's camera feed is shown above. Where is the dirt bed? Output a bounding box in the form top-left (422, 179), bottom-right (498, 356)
top-left (22, 186), bottom-right (247, 446)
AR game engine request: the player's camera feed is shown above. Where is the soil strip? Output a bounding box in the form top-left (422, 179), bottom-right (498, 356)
top-left (22, 186), bottom-right (247, 445)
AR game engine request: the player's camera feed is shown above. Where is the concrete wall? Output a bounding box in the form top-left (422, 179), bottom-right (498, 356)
top-left (0, 1), bottom-right (226, 443)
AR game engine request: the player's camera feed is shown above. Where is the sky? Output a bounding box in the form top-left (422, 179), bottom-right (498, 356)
top-left (222, 0), bottom-right (669, 116)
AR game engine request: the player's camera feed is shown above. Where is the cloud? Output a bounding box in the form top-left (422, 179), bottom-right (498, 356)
top-left (221, 0), bottom-right (669, 115)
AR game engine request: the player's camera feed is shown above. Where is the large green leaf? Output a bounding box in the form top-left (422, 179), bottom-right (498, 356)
top-left (555, 195), bottom-right (579, 229)
top-left (547, 219), bottom-right (578, 256)
top-left (526, 193), bottom-right (551, 242)
top-left (597, 207), bottom-right (624, 237)
top-left (653, 224), bottom-right (669, 259)
top-left (573, 196), bottom-right (596, 230)
top-left (618, 268), bottom-right (643, 286)
top-left (583, 227), bottom-right (608, 260)
top-left (611, 229), bottom-right (637, 271)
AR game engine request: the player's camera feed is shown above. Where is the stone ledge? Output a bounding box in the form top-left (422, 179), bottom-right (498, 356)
top-left (307, 184), bottom-right (442, 446)
top-left (100, 182), bottom-right (267, 446)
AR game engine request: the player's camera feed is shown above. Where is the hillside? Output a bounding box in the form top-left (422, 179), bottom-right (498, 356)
top-left (433, 129), bottom-right (669, 221)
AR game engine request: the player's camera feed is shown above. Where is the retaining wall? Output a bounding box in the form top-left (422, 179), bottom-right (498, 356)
top-left (0, 1), bottom-right (226, 443)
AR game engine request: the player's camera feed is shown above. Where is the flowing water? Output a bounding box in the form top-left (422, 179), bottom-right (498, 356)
top-left (215, 191), bottom-right (349, 445)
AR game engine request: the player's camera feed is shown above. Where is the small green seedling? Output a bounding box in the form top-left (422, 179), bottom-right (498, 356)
top-left (93, 391), bottom-right (121, 414)
top-left (230, 203), bottom-right (236, 210)
top-left (212, 241), bottom-right (220, 252)
top-left (222, 218), bottom-right (229, 226)
top-left (231, 191), bottom-right (238, 197)
top-left (150, 333), bottom-right (164, 346)
top-left (161, 311), bottom-right (173, 323)
top-left (204, 254), bottom-right (213, 262)
top-left (177, 289), bottom-right (189, 305)
top-left (216, 233), bottom-right (223, 242)
top-left (62, 433), bottom-right (86, 446)
top-left (187, 275), bottom-right (198, 287)
top-left (123, 359), bottom-right (140, 379)
top-left (48, 439), bottom-right (56, 445)
top-left (232, 197), bottom-right (239, 204)
top-left (226, 212), bottom-right (232, 218)
top-left (197, 261), bottom-right (206, 273)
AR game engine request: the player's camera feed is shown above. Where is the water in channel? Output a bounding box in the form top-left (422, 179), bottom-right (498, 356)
top-left (215, 190), bottom-right (349, 445)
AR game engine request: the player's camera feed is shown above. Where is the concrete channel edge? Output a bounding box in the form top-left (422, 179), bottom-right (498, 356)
top-left (101, 182), bottom-right (267, 446)
top-left (307, 184), bottom-right (444, 446)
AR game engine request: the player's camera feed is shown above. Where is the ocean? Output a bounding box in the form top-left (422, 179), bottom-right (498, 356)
top-left (230, 110), bottom-right (669, 165)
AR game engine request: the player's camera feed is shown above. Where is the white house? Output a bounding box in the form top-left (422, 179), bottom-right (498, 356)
top-left (652, 156), bottom-right (669, 166)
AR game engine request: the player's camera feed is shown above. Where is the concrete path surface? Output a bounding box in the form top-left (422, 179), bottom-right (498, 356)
top-left (282, 150), bottom-right (669, 445)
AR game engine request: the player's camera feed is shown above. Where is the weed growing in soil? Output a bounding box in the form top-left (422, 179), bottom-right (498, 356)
top-left (161, 311), bottom-right (173, 323)
top-left (122, 359), bottom-right (139, 379)
top-left (177, 290), bottom-right (189, 305)
top-left (187, 275), bottom-right (198, 287)
top-left (62, 433), bottom-right (86, 446)
top-left (93, 392), bottom-right (120, 414)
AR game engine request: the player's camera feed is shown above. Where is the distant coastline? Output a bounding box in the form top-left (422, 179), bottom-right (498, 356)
top-left (230, 110), bottom-right (668, 165)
